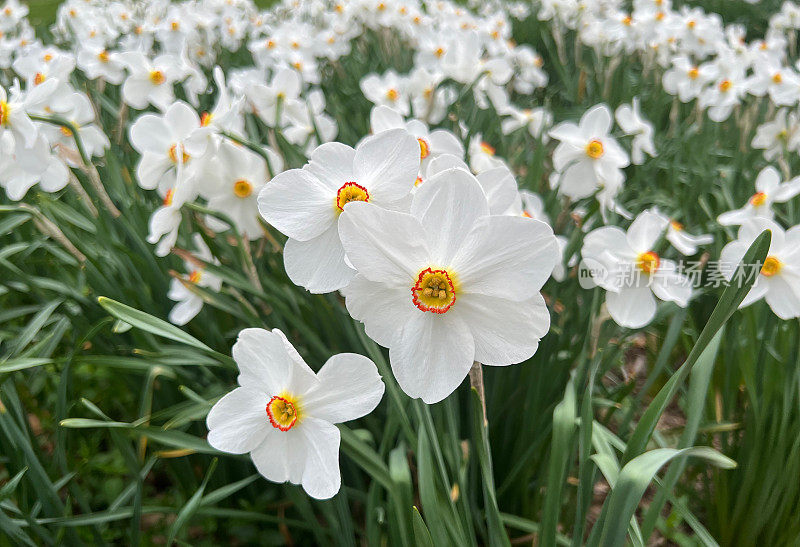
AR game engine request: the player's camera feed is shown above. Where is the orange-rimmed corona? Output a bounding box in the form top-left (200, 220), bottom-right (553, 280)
top-left (266, 394), bottom-right (300, 431)
top-left (168, 143), bottom-right (190, 164)
top-left (149, 70), bottom-right (166, 85)
top-left (412, 268), bottom-right (457, 314)
top-left (335, 181), bottom-right (369, 211)
top-left (637, 251), bottom-right (660, 274)
top-left (585, 139), bottom-right (604, 159)
top-left (750, 192), bottom-right (767, 206)
top-left (233, 179), bottom-right (253, 198)
top-left (761, 256), bottom-right (782, 277)
top-left (418, 138), bottom-right (430, 160)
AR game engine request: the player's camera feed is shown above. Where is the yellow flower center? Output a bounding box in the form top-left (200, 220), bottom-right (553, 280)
top-left (773, 73), bottom-right (783, 84)
top-left (480, 141), bottom-right (495, 156)
top-left (188, 270), bottom-right (202, 283)
top-left (637, 251), bottom-right (660, 274)
top-left (43, 54), bottom-right (53, 62)
top-left (200, 112), bottom-right (213, 127)
top-left (670, 220), bottom-right (684, 231)
top-left (622, 15), bottom-right (632, 25)
top-left (688, 67), bottom-right (699, 79)
top-left (719, 79), bottom-right (732, 92)
top-left (585, 139), bottom-right (604, 159)
top-left (171, 21), bottom-right (180, 31)
top-left (434, 47), bottom-right (445, 58)
top-left (98, 50), bottom-right (109, 63)
top-left (0, 101), bottom-right (8, 126)
top-left (761, 256), bottom-right (782, 277)
top-left (412, 268), bottom-right (457, 313)
top-left (335, 182), bottom-right (369, 211)
top-left (168, 144), bottom-right (190, 164)
top-left (149, 70), bottom-right (165, 85)
top-left (266, 394), bottom-right (300, 431)
top-left (750, 192), bottom-right (767, 206)
top-left (60, 125), bottom-right (73, 137)
top-left (386, 88), bottom-right (399, 101)
top-left (34, 72), bottom-right (46, 85)
top-left (414, 176), bottom-right (424, 187)
top-left (163, 189), bottom-right (175, 206)
top-left (233, 179), bottom-right (253, 198)
top-left (418, 138), bottom-right (430, 159)
top-left (687, 20), bottom-right (696, 29)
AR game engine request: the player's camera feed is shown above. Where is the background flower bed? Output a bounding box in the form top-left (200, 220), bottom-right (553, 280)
top-left (2, 0), bottom-right (800, 545)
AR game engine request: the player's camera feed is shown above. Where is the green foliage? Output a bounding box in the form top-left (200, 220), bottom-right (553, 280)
top-left (2, 3), bottom-right (798, 546)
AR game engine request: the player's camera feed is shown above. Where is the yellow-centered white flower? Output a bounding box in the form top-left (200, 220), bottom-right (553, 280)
top-left (338, 169), bottom-right (558, 404)
top-left (206, 328), bottom-right (384, 499)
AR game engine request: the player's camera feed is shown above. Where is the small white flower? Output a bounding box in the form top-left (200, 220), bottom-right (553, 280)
top-left (258, 129), bottom-right (420, 293)
top-left (549, 104), bottom-right (630, 200)
top-left (720, 218), bottom-right (800, 319)
top-left (718, 166), bottom-right (800, 226)
top-left (582, 210), bottom-right (692, 328)
top-left (614, 97), bottom-right (656, 165)
top-left (206, 328), bottom-right (384, 499)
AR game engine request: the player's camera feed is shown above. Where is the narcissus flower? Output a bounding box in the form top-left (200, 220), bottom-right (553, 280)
top-left (338, 169), bottom-right (558, 403)
top-left (614, 97), bottom-right (656, 165)
top-left (719, 218), bottom-right (800, 319)
top-left (581, 210), bottom-right (692, 329)
top-left (718, 166), bottom-right (800, 226)
top-left (258, 129), bottom-right (419, 293)
top-left (549, 104), bottom-right (629, 200)
top-left (207, 328), bottom-right (384, 499)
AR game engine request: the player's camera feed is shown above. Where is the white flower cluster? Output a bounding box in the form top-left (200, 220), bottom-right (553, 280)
top-left (6, 0), bottom-right (800, 500)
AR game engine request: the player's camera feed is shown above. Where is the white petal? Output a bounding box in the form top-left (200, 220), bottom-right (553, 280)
top-left (453, 215), bottom-right (558, 300)
top-left (456, 292), bottom-right (549, 366)
top-left (764, 275), bottom-right (800, 319)
top-left (354, 128), bottom-right (420, 203)
top-left (389, 311), bottom-right (474, 404)
top-left (411, 168), bottom-right (489, 265)
top-left (206, 387), bottom-right (270, 454)
top-left (233, 328), bottom-right (317, 395)
top-left (606, 285), bottom-right (657, 328)
top-left (283, 226), bottom-right (355, 294)
top-left (257, 169), bottom-right (337, 241)
top-left (338, 202), bottom-right (429, 285)
top-left (298, 418), bottom-right (342, 499)
top-left (341, 275), bottom-right (418, 348)
top-left (627, 210), bottom-right (669, 253)
top-left (306, 142), bottom-right (356, 191)
top-left (250, 428), bottom-right (304, 484)
top-left (301, 354), bottom-right (384, 423)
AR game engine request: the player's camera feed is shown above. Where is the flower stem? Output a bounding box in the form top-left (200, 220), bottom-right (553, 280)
top-left (469, 361), bottom-right (487, 426)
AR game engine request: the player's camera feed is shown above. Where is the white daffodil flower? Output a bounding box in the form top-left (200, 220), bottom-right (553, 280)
top-left (370, 105), bottom-right (464, 169)
top-left (549, 104), bottom-right (630, 200)
top-left (129, 100), bottom-right (210, 198)
top-left (119, 51), bottom-right (183, 110)
top-left (718, 166), bottom-right (800, 226)
top-left (206, 328), bottom-right (384, 499)
top-left (258, 129), bottom-right (419, 293)
top-left (720, 218), bottom-right (800, 319)
top-left (202, 140), bottom-right (282, 240)
top-left (581, 210), bottom-right (692, 329)
top-left (338, 169), bottom-right (558, 404)
top-left (614, 97), bottom-right (656, 165)
top-left (168, 234), bottom-right (222, 325)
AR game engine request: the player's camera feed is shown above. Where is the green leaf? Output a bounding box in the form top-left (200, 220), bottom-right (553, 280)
top-left (0, 358), bottom-right (53, 373)
top-left (167, 458), bottom-right (218, 545)
top-left (411, 506), bottom-right (435, 547)
top-left (96, 296), bottom-right (213, 352)
top-left (541, 374), bottom-right (577, 547)
top-left (593, 448), bottom-right (735, 547)
top-left (621, 230), bottom-right (770, 464)
top-left (470, 387), bottom-right (510, 547)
